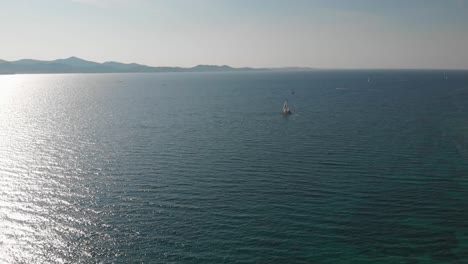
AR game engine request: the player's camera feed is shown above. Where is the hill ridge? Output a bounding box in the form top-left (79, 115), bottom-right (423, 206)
top-left (0, 57), bottom-right (262, 74)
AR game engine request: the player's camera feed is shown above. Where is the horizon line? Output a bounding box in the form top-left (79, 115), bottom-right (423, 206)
top-left (1, 56), bottom-right (468, 71)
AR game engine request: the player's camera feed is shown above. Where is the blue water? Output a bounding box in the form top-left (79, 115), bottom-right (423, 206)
top-left (1, 70), bottom-right (468, 263)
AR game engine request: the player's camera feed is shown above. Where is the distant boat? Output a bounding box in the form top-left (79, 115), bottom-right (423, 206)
top-left (444, 72), bottom-right (448, 80)
top-left (282, 101), bottom-right (292, 115)
top-left (368, 77), bottom-right (371, 83)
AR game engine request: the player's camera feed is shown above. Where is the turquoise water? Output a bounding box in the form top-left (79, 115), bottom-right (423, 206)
top-left (1, 71), bottom-right (468, 263)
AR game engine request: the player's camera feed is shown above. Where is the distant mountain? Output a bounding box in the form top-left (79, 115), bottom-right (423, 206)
top-left (54, 56), bottom-right (101, 68)
top-left (0, 57), bottom-right (262, 74)
top-left (269, 67), bottom-right (317, 71)
top-left (101, 61), bottom-right (183, 72)
top-left (188, 65), bottom-right (257, 72)
top-left (11, 59), bottom-right (47, 65)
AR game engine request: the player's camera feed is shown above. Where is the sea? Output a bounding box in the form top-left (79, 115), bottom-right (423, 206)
top-left (1, 70), bottom-right (468, 263)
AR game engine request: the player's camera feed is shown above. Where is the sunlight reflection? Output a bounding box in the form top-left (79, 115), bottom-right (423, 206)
top-left (0, 74), bottom-right (98, 263)
top-left (0, 75), bottom-right (21, 106)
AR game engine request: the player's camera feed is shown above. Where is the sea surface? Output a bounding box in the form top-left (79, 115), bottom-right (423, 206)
top-left (1, 70), bottom-right (468, 263)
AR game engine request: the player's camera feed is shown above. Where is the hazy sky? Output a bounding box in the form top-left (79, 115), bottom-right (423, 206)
top-left (1, 0), bottom-right (468, 68)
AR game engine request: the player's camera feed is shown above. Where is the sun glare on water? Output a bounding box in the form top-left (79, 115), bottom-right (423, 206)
top-left (0, 74), bottom-right (96, 263)
top-left (0, 75), bottom-right (22, 105)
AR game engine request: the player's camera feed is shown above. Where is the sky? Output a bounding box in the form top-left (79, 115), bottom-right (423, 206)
top-left (1, 0), bottom-right (468, 69)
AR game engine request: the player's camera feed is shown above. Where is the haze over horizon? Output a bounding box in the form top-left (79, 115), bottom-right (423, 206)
top-left (2, 0), bottom-right (468, 69)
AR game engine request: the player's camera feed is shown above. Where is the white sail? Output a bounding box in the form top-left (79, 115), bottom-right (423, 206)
top-left (283, 101), bottom-right (291, 114)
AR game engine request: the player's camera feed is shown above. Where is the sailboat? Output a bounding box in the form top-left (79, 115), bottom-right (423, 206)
top-left (282, 101), bottom-right (292, 115)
